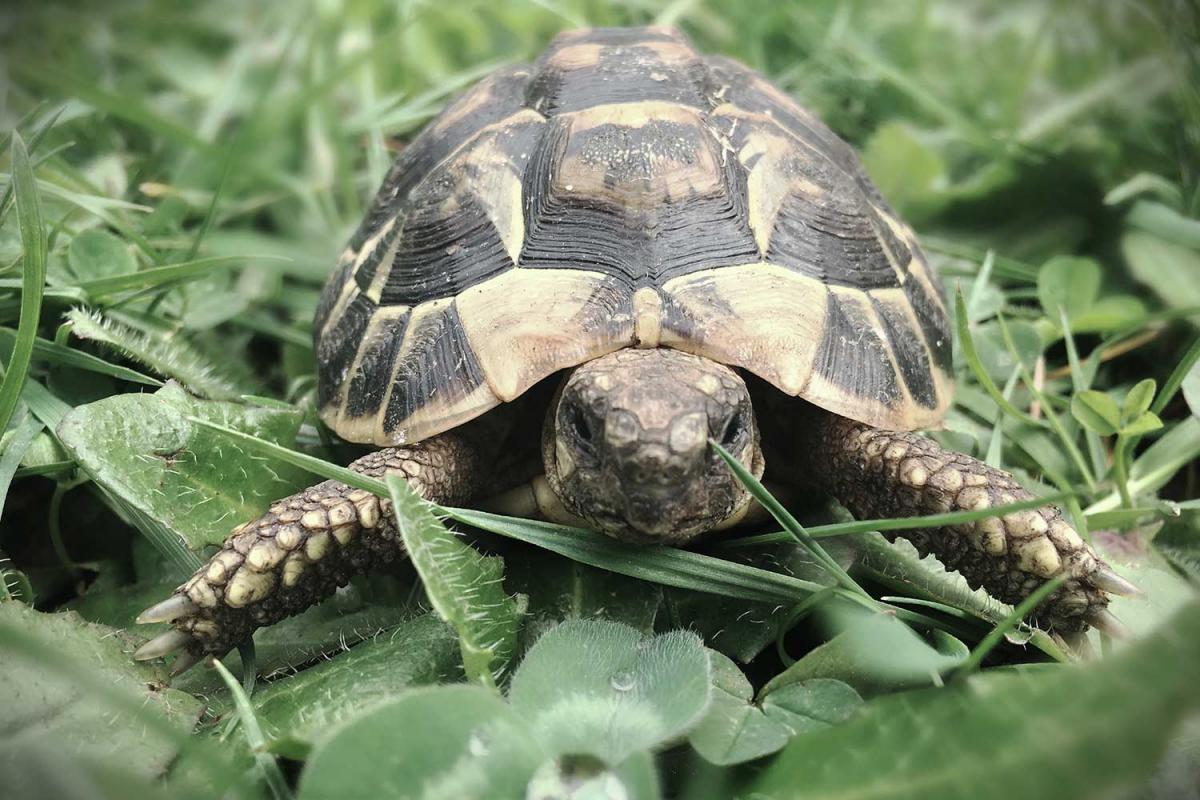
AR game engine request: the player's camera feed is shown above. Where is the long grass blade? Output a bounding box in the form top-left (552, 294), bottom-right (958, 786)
top-left (0, 134), bottom-right (47, 436)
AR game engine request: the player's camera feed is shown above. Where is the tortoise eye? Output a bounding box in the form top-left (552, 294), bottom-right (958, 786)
top-left (719, 407), bottom-right (748, 447)
top-left (567, 405), bottom-right (597, 448)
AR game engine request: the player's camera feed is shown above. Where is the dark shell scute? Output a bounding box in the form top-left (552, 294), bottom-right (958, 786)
top-left (382, 302), bottom-right (486, 433)
top-left (316, 294), bottom-right (376, 409)
top-left (815, 292), bottom-right (901, 406)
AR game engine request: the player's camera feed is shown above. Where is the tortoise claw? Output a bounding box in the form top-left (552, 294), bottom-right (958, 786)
top-left (136, 594), bottom-right (198, 624)
top-left (133, 629), bottom-right (192, 661)
top-left (169, 650), bottom-right (203, 677)
top-left (1087, 567), bottom-right (1142, 598)
top-left (1085, 608), bottom-right (1131, 640)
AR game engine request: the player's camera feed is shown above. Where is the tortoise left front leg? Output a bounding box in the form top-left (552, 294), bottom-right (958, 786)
top-left (132, 433), bottom-right (489, 673)
top-left (802, 414), bottom-right (1138, 633)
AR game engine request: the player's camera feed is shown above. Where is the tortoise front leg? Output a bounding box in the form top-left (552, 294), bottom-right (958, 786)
top-left (134, 433), bottom-right (488, 673)
top-left (803, 415), bottom-right (1138, 633)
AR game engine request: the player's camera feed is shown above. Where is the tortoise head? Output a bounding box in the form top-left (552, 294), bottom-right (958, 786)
top-left (544, 349), bottom-right (763, 545)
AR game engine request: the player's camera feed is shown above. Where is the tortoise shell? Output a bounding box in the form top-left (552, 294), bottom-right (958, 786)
top-left (314, 26), bottom-right (953, 446)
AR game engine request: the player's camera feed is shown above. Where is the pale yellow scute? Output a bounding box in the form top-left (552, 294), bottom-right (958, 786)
top-left (456, 267), bottom-right (635, 402)
top-left (660, 263), bottom-right (826, 396)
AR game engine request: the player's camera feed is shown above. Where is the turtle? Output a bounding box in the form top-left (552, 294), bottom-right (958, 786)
top-left (134, 26), bottom-right (1136, 674)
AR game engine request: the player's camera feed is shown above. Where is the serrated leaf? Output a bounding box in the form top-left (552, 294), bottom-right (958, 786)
top-left (0, 603), bottom-right (204, 781)
top-left (253, 613), bottom-right (463, 758)
top-left (1071, 390), bottom-right (1121, 435)
top-left (67, 228), bottom-right (136, 280)
top-left (1122, 379), bottom-right (1157, 425)
top-left (386, 474), bottom-right (521, 689)
top-left (56, 384), bottom-right (310, 560)
top-left (67, 308), bottom-right (247, 399)
top-left (744, 600), bottom-right (1200, 800)
top-left (508, 620), bottom-right (711, 765)
top-left (297, 685), bottom-right (542, 800)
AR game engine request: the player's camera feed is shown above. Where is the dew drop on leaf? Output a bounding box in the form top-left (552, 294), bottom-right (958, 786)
top-left (609, 670), bottom-right (635, 692)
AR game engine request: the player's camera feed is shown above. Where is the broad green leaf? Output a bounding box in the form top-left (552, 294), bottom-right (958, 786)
top-left (1037, 256), bottom-right (1100, 321)
top-left (252, 613), bottom-right (463, 758)
top-left (67, 229), bottom-right (136, 280)
top-left (1126, 199), bottom-right (1200, 249)
top-left (1122, 231), bottom-right (1200, 319)
top-left (1070, 295), bottom-right (1146, 333)
top-left (508, 620), bottom-right (711, 765)
top-left (760, 609), bottom-right (967, 697)
top-left (688, 651), bottom-right (862, 766)
top-left (386, 474), bottom-right (521, 689)
top-left (1122, 379), bottom-right (1157, 425)
top-left (744, 600), bottom-right (1200, 800)
top-left (971, 319), bottom-right (1043, 383)
top-left (860, 122), bottom-right (947, 220)
top-left (1120, 411), bottom-right (1163, 437)
top-left (298, 685), bottom-right (542, 800)
top-left (1071, 390), bottom-right (1120, 435)
top-left (0, 604), bottom-right (204, 781)
top-left (57, 384), bottom-right (310, 558)
top-left (761, 679), bottom-right (863, 737)
top-left (688, 651), bottom-right (792, 765)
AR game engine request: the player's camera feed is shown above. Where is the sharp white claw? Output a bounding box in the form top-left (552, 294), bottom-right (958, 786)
top-left (1086, 608), bottom-right (1131, 640)
top-left (133, 629), bottom-right (192, 661)
top-left (169, 651), bottom-right (203, 677)
top-left (136, 594), bottom-right (199, 625)
top-left (1088, 568), bottom-right (1143, 598)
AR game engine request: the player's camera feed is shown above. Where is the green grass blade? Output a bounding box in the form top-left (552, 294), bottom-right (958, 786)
top-left (955, 574), bottom-right (1067, 677)
top-left (0, 133), bottom-right (47, 436)
top-left (76, 255), bottom-right (284, 300)
top-left (712, 441), bottom-right (876, 603)
top-left (450, 507), bottom-right (824, 604)
top-left (1060, 308), bottom-right (1108, 479)
top-left (996, 313), bottom-right (1095, 491)
top-left (211, 659), bottom-right (295, 800)
top-left (955, 287), bottom-right (1045, 428)
top-left (717, 491), bottom-right (1077, 547)
top-left (1151, 335), bottom-right (1200, 415)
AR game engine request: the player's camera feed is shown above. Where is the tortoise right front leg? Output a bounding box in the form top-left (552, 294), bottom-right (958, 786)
top-left (134, 433), bottom-right (486, 674)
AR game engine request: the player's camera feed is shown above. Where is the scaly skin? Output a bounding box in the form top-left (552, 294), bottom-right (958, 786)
top-left (135, 434), bottom-right (486, 668)
top-left (803, 414), bottom-right (1115, 630)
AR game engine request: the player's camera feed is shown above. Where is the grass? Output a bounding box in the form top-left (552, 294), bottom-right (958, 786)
top-left (2, 1), bottom-right (1200, 798)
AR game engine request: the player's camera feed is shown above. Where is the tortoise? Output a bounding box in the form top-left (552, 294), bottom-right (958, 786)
top-left (135, 26), bottom-right (1135, 673)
